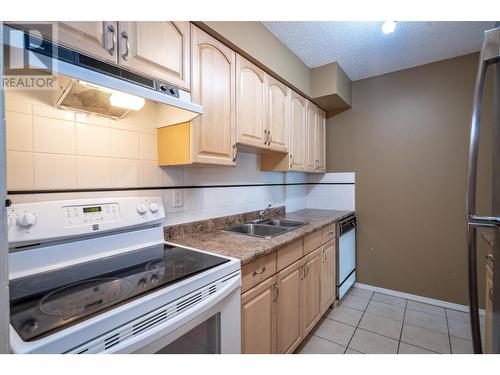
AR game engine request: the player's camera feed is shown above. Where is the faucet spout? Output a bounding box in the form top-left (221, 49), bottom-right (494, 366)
top-left (259, 204), bottom-right (279, 220)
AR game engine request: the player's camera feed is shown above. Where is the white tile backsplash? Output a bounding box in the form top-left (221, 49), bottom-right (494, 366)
top-left (34, 153), bottom-right (77, 189)
top-left (76, 123), bottom-right (110, 157)
top-left (6, 111), bottom-right (33, 152)
top-left (33, 116), bottom-right (75, 154)
top-left (110, 128), bottom-right (139, 159)
top-left (6, 90), bottom-right (355, 224)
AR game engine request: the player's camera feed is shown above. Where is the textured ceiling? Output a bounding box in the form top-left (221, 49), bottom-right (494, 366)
top-left (263, 21), bottom-right (495, 80)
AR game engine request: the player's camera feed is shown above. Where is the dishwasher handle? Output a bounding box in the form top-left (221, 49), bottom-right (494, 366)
top-left (339, 216), bottom-right (356, 235)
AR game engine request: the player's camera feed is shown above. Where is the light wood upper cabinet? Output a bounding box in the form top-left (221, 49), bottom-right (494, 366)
top-left (320, 240), bottom-right (336, 313)
top-left (118, 22), bottom-right (190, 90)
top-left (301, 248), bottom-right (322, 335)
top-left (305, 101), bottom-right (318, 172)
top-left (235, 55), bottom-right (267, 149)
top-left (190, 25), bottom-right (236, 166)
top-left (289, 91), bottom-right (307, 171)
top-left (266, 76), bottom-right (289, 153)
top-left (276, 260), bottom-right (303, 354)
top-left (316, 109), bottom-right (326, 173)
top-left (54, 22), bottom-right (118, 63)
top-left (241, 276), bottom-right (277, 354)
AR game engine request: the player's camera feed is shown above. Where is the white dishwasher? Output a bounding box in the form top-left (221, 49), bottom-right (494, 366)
top-left (337, 215), bottom-right (356, 300)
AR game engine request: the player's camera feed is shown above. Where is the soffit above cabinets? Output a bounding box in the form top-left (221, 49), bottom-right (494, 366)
top-left (263, 21), bottom-right (495, 80)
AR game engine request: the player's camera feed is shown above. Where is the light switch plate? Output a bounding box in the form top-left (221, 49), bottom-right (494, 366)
top-left (173, 189), bottom-right (183, 208)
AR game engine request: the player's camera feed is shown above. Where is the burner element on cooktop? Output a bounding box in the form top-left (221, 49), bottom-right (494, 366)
top-left (39, 278), bottom-right (133, 317)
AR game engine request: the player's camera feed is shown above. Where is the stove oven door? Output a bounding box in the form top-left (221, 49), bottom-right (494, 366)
top-left (113, 273), bottom-right (240, 354)
top-left (67, 271), bottom-right (241, 354)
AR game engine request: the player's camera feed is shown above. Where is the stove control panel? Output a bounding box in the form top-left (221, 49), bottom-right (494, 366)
top-left (63, 203), bottom-right (120, 227)
top-left (7, 196), bottom-right (165, 248)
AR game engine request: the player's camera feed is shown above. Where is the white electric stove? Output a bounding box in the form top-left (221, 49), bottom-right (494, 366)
top-left (7, 197), bottom-right (241, 354)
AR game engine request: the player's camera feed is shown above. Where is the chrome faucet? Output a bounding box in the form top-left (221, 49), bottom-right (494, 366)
top-left (258, 204), bottom-right (279, 221)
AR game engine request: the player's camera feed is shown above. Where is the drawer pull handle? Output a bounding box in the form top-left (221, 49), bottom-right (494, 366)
top-left (253, 266), bottom-right (266, 276)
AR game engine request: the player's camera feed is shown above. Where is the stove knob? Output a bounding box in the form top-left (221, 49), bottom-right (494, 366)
top-left (150, 275), bottom-right (159, 285)
top-left (22, 319), bottom-right (39, 333)
top-left (17, 213), bottom-right (37, 228)
top-left (149, 202), bottom-right (159, 213)
top-left (138, 278), bottom-right (147, 288)
top-left (136, 203), bottom-right (147, 215)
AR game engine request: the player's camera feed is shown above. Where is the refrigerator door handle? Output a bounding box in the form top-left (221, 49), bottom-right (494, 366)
top-left (466, 26), bottom-right (500, 354)
top-left (469, 215), bottom-right (500, 229)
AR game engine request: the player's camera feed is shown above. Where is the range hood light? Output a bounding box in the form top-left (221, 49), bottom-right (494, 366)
top-left (109, 92), bottom-right (145, 111)
top-left (77, 80), bottom-right (145, 111)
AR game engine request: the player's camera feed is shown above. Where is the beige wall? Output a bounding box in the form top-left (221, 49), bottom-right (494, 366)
top-left (201, 21), bottom-right (311, 96)
top-left (326, 53), bottom-right (493, 306)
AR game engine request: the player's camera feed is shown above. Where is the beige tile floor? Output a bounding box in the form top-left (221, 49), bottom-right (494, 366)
top-left (295, 286), bottom-right (485, 354)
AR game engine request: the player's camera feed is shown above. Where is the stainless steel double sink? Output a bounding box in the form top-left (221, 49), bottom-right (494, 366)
top-left (223, 219), bottom-right (307, 239)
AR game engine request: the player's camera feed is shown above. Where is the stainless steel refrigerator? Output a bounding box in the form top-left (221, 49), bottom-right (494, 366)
top-left (466, 24), bottom-right (500, 354)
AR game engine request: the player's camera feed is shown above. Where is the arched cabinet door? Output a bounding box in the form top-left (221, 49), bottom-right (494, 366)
top-left (190, 25), bottom-right (236, 166)
top-left (235, 55), bottom-right (267, 149)
top-left (118, 22), bottom-right (190, 91)
top-left (266, 76), bottom-right (289, 153)
top-left (289, 91), bottom-right (307, 171)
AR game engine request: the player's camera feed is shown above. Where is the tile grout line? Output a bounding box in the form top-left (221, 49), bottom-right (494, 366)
top-left (342, 289), bottom-right (375, 354)
top-left (396, 298), bottom-right (408, 354)
top-left (444, 308), bottom-right (453, 354)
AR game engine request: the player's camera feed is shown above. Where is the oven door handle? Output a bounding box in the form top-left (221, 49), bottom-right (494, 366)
top-left (102, 273), bottom-right (241, 354)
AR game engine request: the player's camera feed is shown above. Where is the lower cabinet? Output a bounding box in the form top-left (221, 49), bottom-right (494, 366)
top-left (241, 276), bottom-right (277, 354)
top-left (320, 240), bottom-right (336, 313)
top-left (241, 224), bottom-right (338, 354)
top-left (301, 248), bottom-right (322, 335)
top-left (276, 260), bottom-right (302, 354)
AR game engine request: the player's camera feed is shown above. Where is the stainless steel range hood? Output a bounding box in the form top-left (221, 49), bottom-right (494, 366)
top-left (3, 25), bottom-right (203, 125)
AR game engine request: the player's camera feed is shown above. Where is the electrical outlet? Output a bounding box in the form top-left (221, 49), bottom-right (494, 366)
top-left (173, 189), bottom-right (183, 208)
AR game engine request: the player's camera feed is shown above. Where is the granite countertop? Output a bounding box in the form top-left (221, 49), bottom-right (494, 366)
top-left (169, 209), bottom-right (354, 266)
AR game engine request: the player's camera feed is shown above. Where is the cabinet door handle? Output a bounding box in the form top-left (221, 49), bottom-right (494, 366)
top-left (252, 265), bottom-right (266, 276)
top-left (268, 131), bottom-right (272, 145)
top-left (290, 154), bottom-right (294, 167)
top-left (304, 264), bottom-right (309, 277)
top-left (264, 129), bottom-right (268, 144)
top-left (273, 282), bottom-right (279, 302)
top-left (121, 31), bottom-right (130, 61)
top-left (105, 23), bottom-right (116, 56)
top-left (232, 144), bottom-right (238, 162)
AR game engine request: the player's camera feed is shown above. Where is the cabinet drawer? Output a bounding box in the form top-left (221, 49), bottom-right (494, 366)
top-left (277, 239), bottom-right (303, 271)
top-left (242, 252), bottom-right (277, 293)
top-left (322, 223), bottom-right (336, 244)
top-left (303, 229), bottom-right (322, 255)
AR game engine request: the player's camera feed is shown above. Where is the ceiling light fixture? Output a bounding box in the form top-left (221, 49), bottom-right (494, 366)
top-left (381, 21), bottom-right (397, 34)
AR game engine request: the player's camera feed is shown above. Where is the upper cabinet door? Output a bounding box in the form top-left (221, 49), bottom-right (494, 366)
top-left (266, 76), bottom-right (289, 153)
top-left (305, 101), bottom-right (318, 172)
top-left (289, 91), bottom-right (307, 171)
top-left (316, 109), bottom-right (326, 173)
top-left (117, 22), bottom-right (190, 91)
top-left (190, 25), bottom-right (236, 166)
top-left (56, 22), bottom-right (117, 63)
top-left (235, 55), bottom-right (267, 149)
